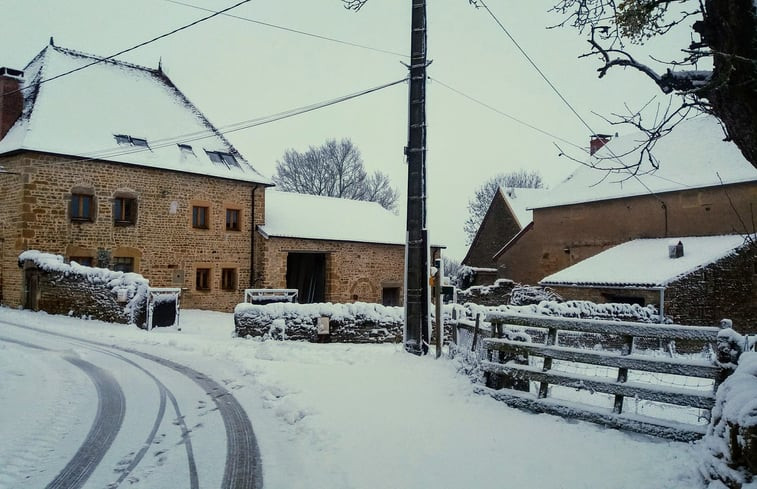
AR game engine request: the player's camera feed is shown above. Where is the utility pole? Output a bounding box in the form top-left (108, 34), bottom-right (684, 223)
top-left (404, 0), bottom-right (430, 355)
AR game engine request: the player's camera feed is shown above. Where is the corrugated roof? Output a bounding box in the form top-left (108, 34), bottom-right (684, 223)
top-left (540, 234), bottom-right (753, 288)
top-left (535, 116), bottom-right (756, 210)
top-left (259, 190), bottom-right (407, 245)
top-left (0, 45), bottom-right (271, 185)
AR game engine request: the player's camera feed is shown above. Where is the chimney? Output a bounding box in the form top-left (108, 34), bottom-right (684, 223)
top-left (0, 67), bottom-right (25, 140)
top-left (589, 134), bottom-right (612, 156)
top-left (668, 240), bottom-right (684, 259)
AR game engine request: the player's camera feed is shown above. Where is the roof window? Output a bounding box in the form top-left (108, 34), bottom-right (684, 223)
top-left (114, 134), bottom-right (150, 149)
top-left (206, 150), bottom-right (241, 170)
top-left (178, 143), bottom-right (195, 156)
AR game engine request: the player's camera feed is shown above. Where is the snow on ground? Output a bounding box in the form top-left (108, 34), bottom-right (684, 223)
top-left (0, 307), bottom-right (707, 488)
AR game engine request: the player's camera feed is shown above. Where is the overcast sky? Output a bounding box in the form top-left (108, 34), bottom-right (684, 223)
top-left (1, 0), bottom-right (691, 260)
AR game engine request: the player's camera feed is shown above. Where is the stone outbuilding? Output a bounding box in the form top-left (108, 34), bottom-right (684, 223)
top-left (539, 234), bottom-right (757, 329)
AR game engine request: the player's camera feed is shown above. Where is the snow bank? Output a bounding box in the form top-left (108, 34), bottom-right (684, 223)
top-left (18, 250), bottom-right (148, 326)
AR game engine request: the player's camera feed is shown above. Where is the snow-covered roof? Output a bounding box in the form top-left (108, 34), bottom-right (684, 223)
top-left (536, 116), bottom-right (757, 209)
top-left (501, 187), bottom-right (548, 227)
top-left (259, 190), bottom-right (408, 245)
top-left (540, 234), bottom-right (753, 288)
top-left (0, 44), bottom-right (271, 185)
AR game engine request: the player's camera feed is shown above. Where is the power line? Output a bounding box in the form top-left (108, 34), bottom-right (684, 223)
top-left (474, 0), bottom-right (597, 137)
top-left (162, 0), bottom-right (409, 58)
top-left (81, 77), bottom-right (408, 161)
top-left (6, 0), bottom-right (253, 96)
top-left (429, 76), bottom-right (587, 153)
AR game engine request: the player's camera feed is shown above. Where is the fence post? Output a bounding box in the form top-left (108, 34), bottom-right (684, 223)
top-left (613, 335), bottom-right (634, 414)
top-left (538, 327), bottom-right (558, 399)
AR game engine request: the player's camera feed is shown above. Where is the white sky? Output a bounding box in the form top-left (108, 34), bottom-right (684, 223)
top-left (0, 0), bottom-right (694, 259)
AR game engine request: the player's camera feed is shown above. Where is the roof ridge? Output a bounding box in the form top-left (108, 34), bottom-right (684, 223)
top-left (271, 190), bottom-right (389, 209)
top-left (49, 44), bottom-right (160, 75)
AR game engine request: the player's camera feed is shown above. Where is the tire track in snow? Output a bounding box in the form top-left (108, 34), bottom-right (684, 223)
top-left (0, 321), bottom-right (263, 489)
top-left (45, 356), bottom-right (125, 489)
top-left (0, 336), bottom-right (126, 489)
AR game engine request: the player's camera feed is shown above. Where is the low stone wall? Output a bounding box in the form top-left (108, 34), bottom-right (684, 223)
top-left (457, 279), bottom-right (516, 306)
top-left (234, 301), bottom-right (404, 343)
top-left (19, 251), bottom-right (148, 326)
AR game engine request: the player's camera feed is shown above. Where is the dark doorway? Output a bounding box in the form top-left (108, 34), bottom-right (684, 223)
top-left (286, 253), bottom-right (326, 303)
top-left (23, 268), bottom-right (39, 311)
top-left (382, 287), bottom-right (401, 307)
top-left (152, 298), bottom-right (177, 327)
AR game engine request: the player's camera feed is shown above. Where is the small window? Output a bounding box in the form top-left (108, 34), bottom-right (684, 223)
top-left (221, 268), bottom-right (236, 291)
top-left (196, 268), bottom-right (211, 291)
top-left (114, 134), bottom-right (149, 149)
top-left (113, 196), bottom-right (137, 226)
top-left (69, 256), bottom-right (93, 267)
top-left (226, 209), bottom-right (240, 231)
top-left (382, 287), bottom-right (401, 307)
top-left (192, 206), bottom-right (209, 229)
top-left (112, 257), bottom-right (134, 273)
top-left (71, 193), bottom-right (94, 221)
top-left (178, 144), bottom-right (195, 156)
top-left (206, 150), bottom-right (241, 169)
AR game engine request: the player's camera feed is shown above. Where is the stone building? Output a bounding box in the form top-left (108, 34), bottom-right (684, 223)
top-left (462, 186), bottom-right (545, 285)
top-left (539, 235), bottom-right (757, 329)
top-left (495, 117), bottom-right (757, 286)
top-left (0, 44), bottom-right (423, 313)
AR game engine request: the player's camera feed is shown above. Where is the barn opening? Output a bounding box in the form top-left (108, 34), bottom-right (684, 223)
top-left (286, 252), bottom-right (326, 303)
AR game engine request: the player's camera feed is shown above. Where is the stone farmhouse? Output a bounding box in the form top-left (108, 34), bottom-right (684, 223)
top-left (494, 116), bottom-right (757, 287)
top-left (461, 186), bottom-right (546, 285)
top-left (540, 235), bottom-right (756, 328)
top-left (0, 44), bottom-right (421, 313)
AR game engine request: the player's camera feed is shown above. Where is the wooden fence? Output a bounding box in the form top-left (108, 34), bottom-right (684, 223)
top-left (452, 312), bottom-right (734, 442)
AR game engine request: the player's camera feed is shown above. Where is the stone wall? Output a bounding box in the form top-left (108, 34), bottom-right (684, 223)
top-left (457, 279), bottom-right (516, 306)
top-left (0, 152), bottom-right (264, 312)
top-left (234, 302), bottom-right (404, 343)
top-left (498, 183), bottom-right (757, 285)
top-left (666, 242), bottom-right (756, 330)
top-left (19, 251), bottom-right (148, 326)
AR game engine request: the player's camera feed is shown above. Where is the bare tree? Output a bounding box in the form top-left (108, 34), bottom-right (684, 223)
top-left (273, 138), bottom-right (399, 211)
top-left (464, 170), bottom-right (545, 244)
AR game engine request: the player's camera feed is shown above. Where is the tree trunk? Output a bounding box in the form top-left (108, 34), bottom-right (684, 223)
top-left (699, 0), bottom-right (757, 170)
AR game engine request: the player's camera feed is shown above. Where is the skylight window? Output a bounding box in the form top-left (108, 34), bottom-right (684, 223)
top-left (205, 150), bottom-right (241, 170)
top-left (114, 134), bottom-right (150, 149)
top-left (178, 143), bottom-right (195, 156)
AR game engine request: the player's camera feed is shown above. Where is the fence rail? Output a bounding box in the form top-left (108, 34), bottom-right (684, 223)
top-left (453, 312), bottom-right (733, 441)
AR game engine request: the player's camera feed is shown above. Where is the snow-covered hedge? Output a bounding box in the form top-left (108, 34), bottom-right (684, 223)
top-left (18, 250), bottom-right (148, 326)
top-left (701, 332), bottom-right (757, 488)
top-left (466, 299), bottom-right (662, 323)
top-left (234, 301), bottom-right (404, 343)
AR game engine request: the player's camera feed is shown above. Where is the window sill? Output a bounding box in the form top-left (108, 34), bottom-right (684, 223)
top-left (114, 221), bottom-right (135, 227)
top-left (70, 218), bottom-right (94, 223)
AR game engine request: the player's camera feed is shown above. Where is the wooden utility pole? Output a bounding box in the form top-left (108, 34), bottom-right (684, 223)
top-left (404, 0), bottom-right (430, 355)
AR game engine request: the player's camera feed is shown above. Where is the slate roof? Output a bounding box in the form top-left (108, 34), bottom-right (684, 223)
top-left (540, 234), bottom-right (753, 288)
top-left (535, 116), bottom-right (756, 210)
top-left (0, 44), bottom-right (271, 185)
top-left (259, 190), bottom-right (407, 245)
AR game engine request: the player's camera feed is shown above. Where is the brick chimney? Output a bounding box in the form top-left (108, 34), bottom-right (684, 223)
top-left (589, 134), bottom-right (612, 155)
top-left (0, 67), bottom-right (24, 140)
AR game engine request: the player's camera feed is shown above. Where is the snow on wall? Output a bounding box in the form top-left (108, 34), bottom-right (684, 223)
top-left (18, 250), bottom-right (149, 325)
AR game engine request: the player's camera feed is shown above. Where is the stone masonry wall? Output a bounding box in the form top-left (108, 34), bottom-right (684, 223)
top-left (259, 236), bottom-right (407, 304)
top-left (0, 152), bottom-right (264, 312)
top-left (666, 242), bottom-right (756, 330)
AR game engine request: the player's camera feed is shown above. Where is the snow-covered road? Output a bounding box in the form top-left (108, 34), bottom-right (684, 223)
top-left (0, 319), bottom-right (261, 489)
top-left (0, 308), bottom-right (709, 489)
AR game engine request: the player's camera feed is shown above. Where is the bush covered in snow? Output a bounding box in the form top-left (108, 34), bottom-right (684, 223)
top-left (234, 301), bottom-right (404, 343)
top-left (18, 250), bottom-right (148, 326)
top-left (508, 285), bottom-right (563, 306)
top-left (701, 343), bottom-right (757, 488)
top-left (466, 299), bottom-right (662, 323)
